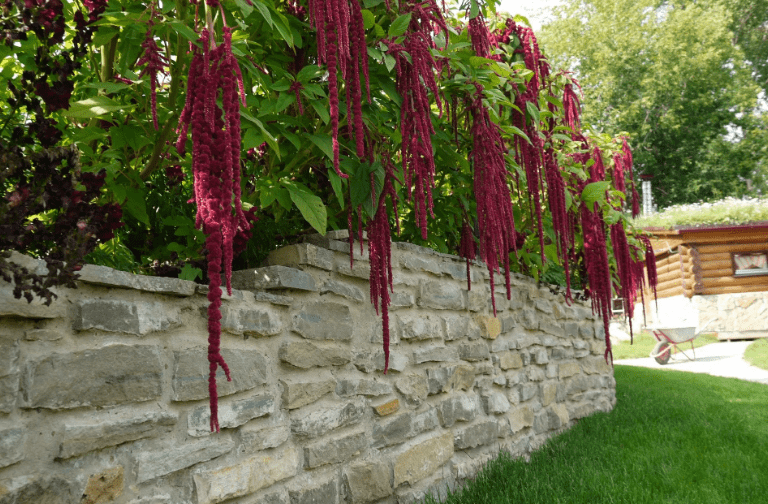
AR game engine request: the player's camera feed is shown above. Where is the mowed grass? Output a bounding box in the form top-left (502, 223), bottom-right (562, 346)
top-left (424, 366), bottom-right (768, 504)
top-left (744, 338), bottom-right (768, 371)
top-left (611, 330), bottom-right (719, 360)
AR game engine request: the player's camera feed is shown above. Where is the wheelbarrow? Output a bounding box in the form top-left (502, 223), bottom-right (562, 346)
top-left (649, 327), bottom-right (699, 365)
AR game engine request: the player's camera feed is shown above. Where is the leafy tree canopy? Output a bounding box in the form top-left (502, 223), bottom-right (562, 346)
top-left (540, 0), bottom-right (768, 208)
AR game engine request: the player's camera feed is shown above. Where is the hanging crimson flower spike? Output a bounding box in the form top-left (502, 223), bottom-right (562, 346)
top-left (137, 7), bottom-right (169, 131)
top-left (176, 22), bottom-right (250, 432)
top-left (385, 0), bottom-right (447, 240)
top-left (459, 220), bottom-right (477, 291)
top-left (563, 81), bottom-right (582, 132)
top-left (368, 158), bottom-right (400, 373)
top-left (621, 138), bottom-right (641, 217)
top-left (469, 82), bottom-right (518, 316)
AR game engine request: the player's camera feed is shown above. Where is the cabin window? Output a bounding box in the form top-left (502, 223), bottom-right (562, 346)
top-left (732, 252), bottom-right (768, 277)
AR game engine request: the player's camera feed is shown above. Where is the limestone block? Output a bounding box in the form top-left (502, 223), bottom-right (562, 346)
top-left (426, 364), bottom-right (475, 395)
top-left (482, 392), bottom-right (511, 415)
top-left (0, 426), bottom-right (24, 468)
top-left (533, 410), bottom-right (549, 434)
top-left (541, 383), bottom-right (557, 407)
top-left (509, 405), bottom-right (534, 432)
top-left (238, 423), bottom-right (290, 453)
top-left (0, 341), bottom-right (19, 413)
top-left (345, 460), bottom-right (392, 503)
top-left (58, 407), bottom-right (177, 459)
top-left (579, 324), bottom-right (595, 339)
top-left (336, 377), bottom-right (392, 397)
top-left (320, 280), bottom-right (365, 302)
top-left (290, 398), bottom-right (366, 438)
top-left (171, 348), bottom-right (266, 401)
top-left (193, 446), bottom-right (299, 504)
top-left (373, 412), bottom-right (412, 448)
top-left (527, 366), bottom-right (546, 382)
top-left (335, 257), bottom-right (370, 280)
top-left (453, 419), bottom-right (500, 450)
top-left (412, 407), bottom-right (440, 436)
top-left (521, 383), bottom-right (538, 402)
top-left (418, 280), bottom-right (464, 310)
top-left (534, 298), bottom-right (553, 314)
top-left (81, 466), bottom-right (124, 504)
top-left (253, 291), bottom-right (294, 306)
top-left (539, 320), bottom-right (564, 337)
top-left (582, 356), bottom-right (611, 375)
top-left (73, 299), bottom-right (180, 335)
top-left (220, 305), bottom-right (282, 337)
top-left (398, 314), bottom-right (443, 341)
top-left (281, 371), bottom-right (336, 409)
top-left (551, 347), bottom-right (575, 360)
top-left (443, 314), bottom-right (472, 341)
top-left (23, 328), bottom-right (62, 341)
top-left (458, 342), bottom-right (490, 362)
top-left (568, 402), bottom-right (595, 420)
top-left (564, 321), bottom-right (579, 337)
top-left (0, 282), bottom-right (65, 319)
top-left (78, 264), bottom-right (196, 296)
top-left (532, 347), bottom-right (549, 364)
top-left (437, 394), bottom-right (478, 427)
top-left (395, 374), bottom-right (429, 407)
top-left (266, 243), bottom-right (334, 271)
top-left (475, 315), bottom-right (501, 340)
top-left (304, 430), bottom-right (367, 468)
top-left (546, 363), bottom-right (558, 379)
top-left (0, 475), bottom-right (79, 504)
top-left (23, 344), bottom-right (162, 409)
top-left (412, 345), bottom-right (458, 364)
top-left (468, 290), bottom-right (487, 312)
top-left (519, 308), bottom-right (537, 330)
top-left (498, 351), bottom-right (522, 370)
top-left (188, 394), bottom-right (274, 436)
top-left (558, 362), bottom-right (581, 379)
top-left (390, 290), bottom-right (415, 310)
top-left (400, 254), bottom-right (442, 275)
top-left (394, 432), bottom-right (454, 486)
top-left (292, 301), bottom-right (353, 341)
top-left (549, 403), bottom-right (570, 429)
top-left (500, 315), bottom-right (517, 333)
top-left (353, 349), bottom-right (407, 374)
top-left (373, 398), bottom-right (400, 416)
top-left (288, 474), bottom-right (338, 504)
top-left (280, 341), bottom-right (351, 369)
top-left (231, 265), bottom-right (317, 291)
top-left (136, 435), bottom-right (234, 483)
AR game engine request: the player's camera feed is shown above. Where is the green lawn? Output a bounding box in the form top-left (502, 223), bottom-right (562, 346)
top-left (612, 330), bottom-right (719, 360)
top-left (425, 367), bottom-right (768, 504)
top-left (744, 338), bottom-right (768, 371)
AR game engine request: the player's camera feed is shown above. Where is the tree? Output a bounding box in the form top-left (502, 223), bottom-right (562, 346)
top-left (540, 0), bottom-right (765, 208)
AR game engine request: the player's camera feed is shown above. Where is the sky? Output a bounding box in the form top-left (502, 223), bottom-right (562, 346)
top-left (496, 0), bottom-right (563, 30)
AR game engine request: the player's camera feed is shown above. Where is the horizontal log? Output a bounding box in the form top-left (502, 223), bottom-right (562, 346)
top-left (657, 271), bottom-right (683, 286)
top-left (653, 286), bottom-right (683, 299)
top-left (697, 274), bottom-right (768, 288)
top-left (678, 229), bottom-right (768, 245)
top-left (696, 242), bottom-right (768, 254)
top-left (696, 251), bottom-right (731, 262)
top-left (700, 267), bottom-right (735, 279)
top-left (696, 284), bottom-right (768, 296)
top-left (656, 276), bottom-right (689, 293)
top-left (697, 258), bottom-right (734, 271)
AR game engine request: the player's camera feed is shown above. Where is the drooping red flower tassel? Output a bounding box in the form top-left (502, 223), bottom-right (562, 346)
top-left (137, 19), bottom-right (169, 130)
top-left (459, 220), bottom-right (477, 291)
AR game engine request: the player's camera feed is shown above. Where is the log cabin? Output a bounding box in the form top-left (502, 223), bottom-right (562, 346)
top-left (637, 222), bottom-right (768, 340)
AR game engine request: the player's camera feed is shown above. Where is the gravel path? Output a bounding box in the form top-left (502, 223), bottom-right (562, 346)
top-left (614, 340), bottom-right (768, 385)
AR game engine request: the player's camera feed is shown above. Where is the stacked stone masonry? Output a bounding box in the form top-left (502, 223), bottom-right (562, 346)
top-left (0, 235), bottom-right (616, 504)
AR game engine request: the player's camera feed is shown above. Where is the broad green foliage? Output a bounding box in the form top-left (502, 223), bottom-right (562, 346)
top-left (540, 0), bottom-right (767, 208)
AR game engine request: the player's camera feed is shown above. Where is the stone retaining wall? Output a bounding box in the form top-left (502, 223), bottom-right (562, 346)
top-left (0, 233), bottom-right (615, 504)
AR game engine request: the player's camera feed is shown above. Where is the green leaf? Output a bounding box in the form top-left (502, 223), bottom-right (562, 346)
top-left (328, 169), bottom-right (345, 209)
top-left (252, 0), bottom-right (273, 27)
top-left (275, 92), bottom-right (295, 113)
top-left (469, 0), bottom-right (480, 19)
top-left (525, 101), bottom-right (540, 124)
top-left (179, 263), bottom-right (202, 281)
top-left (62, 96), bottom-right (127, 119)
top-left (124, 187), bottom-right (150, 225)
top-left (374, 24), bottom-right (386, 39)
top-left (242, 128), bottom-right (264, 150)
top-left (167, 242), bottom-right (186, 252)
top-left (308, 133), bottom-right (334, 161)
top-left (552, 133), bottom-right (573, 142)
top-left (275, 187), bottom-right (292, 210)
top-left (388, 13), bottom-right (412, 38)
top-left (83, 81), bottom-right (132, 93)
top-left (235, 0), bottom-right (254, 17)
top-left (310, 100), bottom-right (330, 124)
top-left (92, 27), bottom-right (119, 47)
top-left (162, 215), bottom-right (191, 227)
top-left (363, 0), bottom-right (384, 7)
top-left (543, 93), bottom-right (564, 109)
top-left (241, 112), bottom-right (280, 159)
top-left (296, 64), bottom-right (324, 82)
top-left (580, 181), bottom-right (611, 206)
top-left (272, 13), bottom-right (294, 47)
top-left (110, 124), bottom-right (149, 151)
top-left (286, 183), bottom-right (327, 234)
top-left (384, 54), bottom-right (397, 73)
top-left (361, 9), bottom-right (376, 30)
top-left (168, 21), bottom-right (199, 43)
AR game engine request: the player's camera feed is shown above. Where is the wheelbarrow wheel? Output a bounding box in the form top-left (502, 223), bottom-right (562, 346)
top-left (654, 343), bottom-right (671, 365)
